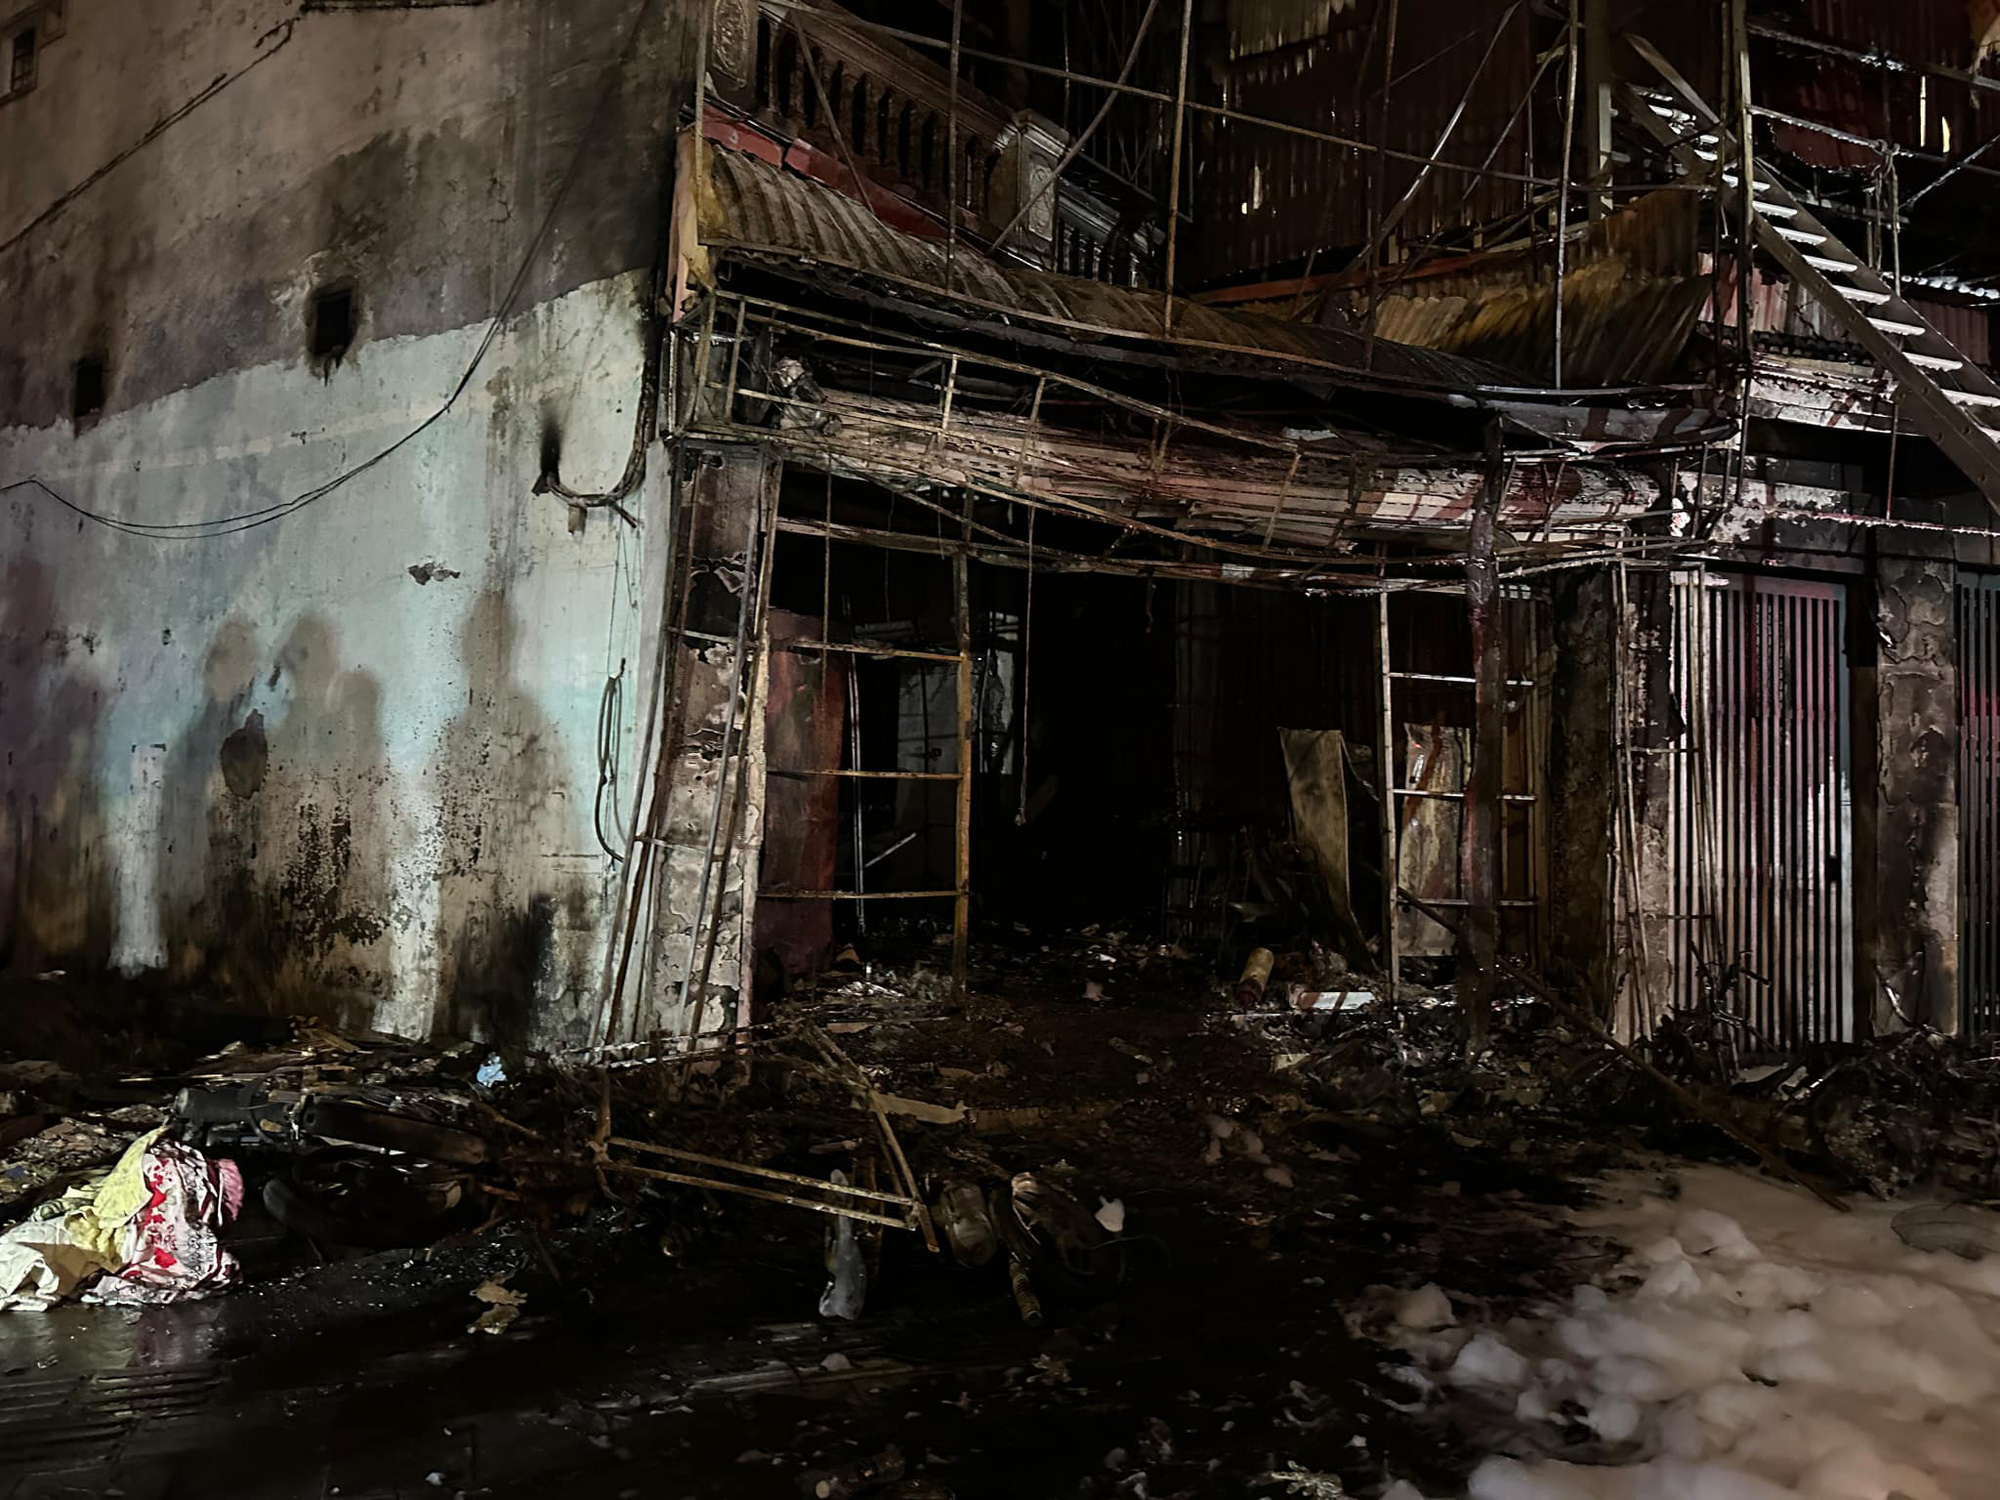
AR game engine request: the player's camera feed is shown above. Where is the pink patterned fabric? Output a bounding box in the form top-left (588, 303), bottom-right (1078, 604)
top-left (89, 1140), bottom-right (244, 1306)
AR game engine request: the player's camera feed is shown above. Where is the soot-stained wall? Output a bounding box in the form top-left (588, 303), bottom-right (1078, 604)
top-left (1868, 552), bottom-right (1961, 1033)
top-left (0, 0), bottom-right (693, 1048)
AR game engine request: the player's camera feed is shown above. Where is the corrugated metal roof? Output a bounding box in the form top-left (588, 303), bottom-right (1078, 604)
top-left (1706, 261), bottom-right (1995, 368)
top-left (1366, 191), bottom-right (1708, 386)
top-left (1206, 191), bottom-right (1708, 387)
top-left (1367, 273), bottom-right (1708, 389)
top-left (1199, 0), bottom-right (1533, 283)
top-left (699, 142), bottom-right (1517, 391)
top-left (1757, 2), bottom-right (2000, 165)
top-left (1224, 0), bottom-right (1359, 60)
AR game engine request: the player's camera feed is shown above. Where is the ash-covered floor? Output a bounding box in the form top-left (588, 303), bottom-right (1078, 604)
top-left (2, 936), bottom-right (1997, 1500)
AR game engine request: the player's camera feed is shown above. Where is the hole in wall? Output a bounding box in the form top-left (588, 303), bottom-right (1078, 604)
top-left (308, 284), bottom-right (357, 371)
top-left (538, 412), bottom-right (563, 484)
top-left (71, 353), bottom-right (105, 428)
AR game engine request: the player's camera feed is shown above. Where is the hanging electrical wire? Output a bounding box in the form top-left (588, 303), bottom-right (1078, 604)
top-left (594, 659), bottom-right (629, 863)
top-left (0, 21), bottom-right (297, 259)
top-left (6, 0), bottom-right (663, 542)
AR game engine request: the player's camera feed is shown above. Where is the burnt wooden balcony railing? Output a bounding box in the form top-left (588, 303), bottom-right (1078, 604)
top-left (707, 0), bottom-right (1154, 284)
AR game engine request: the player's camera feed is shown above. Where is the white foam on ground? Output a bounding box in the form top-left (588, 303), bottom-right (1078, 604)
top-left (1399, 1282), bottom-right (1459, 1332)
top-left (1403, 1165), bottom-right (2000, 1499)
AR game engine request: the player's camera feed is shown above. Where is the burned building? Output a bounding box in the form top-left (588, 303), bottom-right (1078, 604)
top-left (3, 0), bottom-right (1999, 1064)
top-left (13, 3), bottom-right (2000, 1497)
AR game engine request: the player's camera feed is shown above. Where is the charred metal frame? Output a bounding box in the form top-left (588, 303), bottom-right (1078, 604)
top-left (755, 545), bottom-right (977, 994)
top-left (674, 283), bottom-right (1660, 576)
top-left (1961, 574), bottom-right (2000, 1036)
top-left (1666, 571), bottom-right (1855, 1051)
top-left (668, 268), bottom-right (1579, 1013)
top-left (603, 0), bottom-right (1936, 1052)
top-left (1376, 584), bottom-right (1552, 1007)
top-left (670, 293), bottom-right (980, 992)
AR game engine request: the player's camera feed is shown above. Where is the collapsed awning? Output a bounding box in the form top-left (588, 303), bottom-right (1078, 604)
top-left (762, 389), bottom-right (1656, 550)
top-left (688, 133), bottom-right (1522, 396)
top-left (673, 131), bottom-right (1664, 560)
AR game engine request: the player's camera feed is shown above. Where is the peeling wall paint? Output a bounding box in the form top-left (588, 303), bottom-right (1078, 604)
top-left (634, 448), bottom-right (771, 1042)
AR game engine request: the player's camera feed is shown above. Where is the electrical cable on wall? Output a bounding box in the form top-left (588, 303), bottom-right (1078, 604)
top-left (594, 659), bottom-right (629, 863)
top-left (534, 51), bottom-right (684, 520)
top-left (4, 0), bottom-right (663, 542)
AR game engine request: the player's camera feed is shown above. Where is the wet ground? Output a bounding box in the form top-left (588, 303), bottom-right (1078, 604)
top-left (0, 944), bottom-right (1623, 1499)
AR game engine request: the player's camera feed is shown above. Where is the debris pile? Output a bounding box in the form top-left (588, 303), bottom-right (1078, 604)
top-left (0, 1015), bottom-right (953, 1316)
top-left (1243, 985), bottom-right (1624, 1161)
top-left (0, 938), bottom-right (1644, 1497)
top-left (1239, 960), bottom-right (2000, 1206)
top-left (1, 1057), bottom-right (167, 1214)
top-left (1723, 1026), bottom-right (2000, 1200)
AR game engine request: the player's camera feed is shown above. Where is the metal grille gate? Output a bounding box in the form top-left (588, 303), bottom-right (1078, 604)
top-left (1668, 573), bottom-right (1853, 1048)
top-left (1960, 574), bottom-right (2000, 1035)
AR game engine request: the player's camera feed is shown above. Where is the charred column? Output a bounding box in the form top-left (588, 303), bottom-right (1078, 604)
top-left (1870, 553), bottom-right (1959, 1034)
top-left (1458, 419), bottom-right (1507, 1050)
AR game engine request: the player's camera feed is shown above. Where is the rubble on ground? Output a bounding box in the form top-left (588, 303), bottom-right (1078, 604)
top-left (1227, 951), bottom-right (2000, 1207)
top-left (0, 934), bottom-right (1652, 1497)
top-left (8, 925), bottom-right (2000, 1500)
top-left (5, 928), bottom-right (1991, 1329)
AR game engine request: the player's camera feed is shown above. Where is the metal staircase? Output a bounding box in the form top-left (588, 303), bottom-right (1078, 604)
top-left (1618, 34), bottom-right (2000, 511)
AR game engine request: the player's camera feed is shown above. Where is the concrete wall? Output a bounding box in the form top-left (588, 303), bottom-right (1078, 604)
top-left (1, 0), bottom-right (676, 425)
top-left (1, 0), bottom-right (692, 1048)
